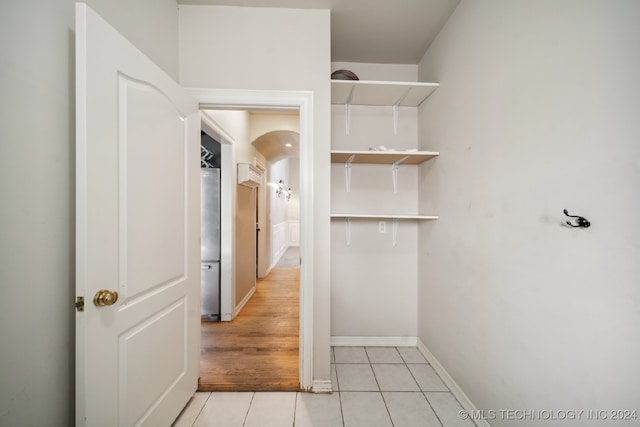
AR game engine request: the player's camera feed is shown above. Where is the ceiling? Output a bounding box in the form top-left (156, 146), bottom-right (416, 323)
top-left (177, 0), bottom-right (461, 64)
top-left (252, 130), bottom-right (299, 162)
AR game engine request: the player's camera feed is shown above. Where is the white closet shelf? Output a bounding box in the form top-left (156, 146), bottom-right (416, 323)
top-left (331, 214), bottom-right (439, 220)
top-left (334, 214), bottom-right (438, 246)
top-left (331, 80), bottom-right (439, 107)
top-left (331, 150), bottom-right (438, 165)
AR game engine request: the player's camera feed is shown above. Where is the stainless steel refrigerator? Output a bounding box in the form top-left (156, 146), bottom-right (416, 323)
top-left (201, 168), bottom-right (221, 320)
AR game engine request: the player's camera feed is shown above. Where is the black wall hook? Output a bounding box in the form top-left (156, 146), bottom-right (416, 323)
top-left (563, 209), bottom-right (590, 228)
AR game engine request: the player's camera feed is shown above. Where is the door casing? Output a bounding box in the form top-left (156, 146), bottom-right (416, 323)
top-left (190, 89), bottom-right (314, 390)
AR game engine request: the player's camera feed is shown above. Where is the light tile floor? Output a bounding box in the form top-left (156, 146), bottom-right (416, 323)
top-left (173, 346), bottom-right (477, 427)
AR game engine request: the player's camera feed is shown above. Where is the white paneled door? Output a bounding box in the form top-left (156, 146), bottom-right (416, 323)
top-left (75, 4), bottom-right (200, 426)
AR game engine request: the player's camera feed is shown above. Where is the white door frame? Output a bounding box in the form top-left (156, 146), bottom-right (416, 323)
top-left (189, 88), bottom-right (314, 390)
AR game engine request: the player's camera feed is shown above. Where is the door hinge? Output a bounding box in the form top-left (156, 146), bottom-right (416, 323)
top-left (75, 296), bottom-right (85, 312)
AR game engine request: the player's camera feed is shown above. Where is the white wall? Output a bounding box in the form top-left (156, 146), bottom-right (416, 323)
top-left (84, 0), bottom-right (179, 79)
top-left (267, 158), bottom-right (300, 265)
top-left (179, 4), bottom-right (332, 381)
top-left (287, 159), bottom-right (301, 222)
top-left (417, 1), bottom-right (640, 425)
top-left (270, 158), bottom-right (291, 267)
top-left (330, 62), bottom-right (421, 339)
top-left (0, 1), bottom-right (179, 425)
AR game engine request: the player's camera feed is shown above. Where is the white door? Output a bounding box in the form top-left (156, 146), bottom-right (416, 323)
top-left (75, 4), bottom-right (200, 426)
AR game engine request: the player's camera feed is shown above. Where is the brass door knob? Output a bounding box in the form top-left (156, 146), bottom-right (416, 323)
top-left (93, 289), bottom-right (119, 307)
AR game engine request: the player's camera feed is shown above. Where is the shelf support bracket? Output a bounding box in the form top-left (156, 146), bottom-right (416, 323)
top-left (392, 88), bottom-right (412, 136)
top-left (345, 217), bottom-right (352, 246)
top-left (344, 85), bottom-right (355, 135)
top-left (345, 154), bottom-right (356, 193)
top-left (392, 218), bottom-right (399, 247)
top-left (391, 156), bottom-right (409, 194)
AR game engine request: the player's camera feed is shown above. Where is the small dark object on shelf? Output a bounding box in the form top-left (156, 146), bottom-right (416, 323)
top-left (331, 69), bottom-right (359, 80)
top-left (563, 209), bottom-right (591, 228)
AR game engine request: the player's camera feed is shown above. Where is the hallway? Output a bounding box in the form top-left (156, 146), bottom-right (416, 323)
top-left (198, 259), bottom-right (300, 391)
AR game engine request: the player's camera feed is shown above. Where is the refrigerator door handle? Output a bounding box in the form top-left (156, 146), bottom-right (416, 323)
top-left (201, 264), bottom-right (212, 270)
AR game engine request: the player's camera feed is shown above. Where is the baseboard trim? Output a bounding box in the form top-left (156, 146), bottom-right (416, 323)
top-left (416, 339), bottom-right (490, 427)
top-left (261, 265), bottom-right (272, 279)
top-left (330, 336), bottom-right (418, 347)
top-left (311, 380), bottom-right (333, 394)
top-left (232, 286), bottom-right (256, 319)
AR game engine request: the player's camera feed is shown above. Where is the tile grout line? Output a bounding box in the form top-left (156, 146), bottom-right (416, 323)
top-left (332, 347), bottom-right (341, 392)
top-left (411, 346), bottom-right (453, 427)
top-left (189, 392), bottom-right (212, 427)
top-left (241, 392), bottom-right (255, 427)
top-left (332, 347), bottom-right (347, 427)
top-left (368, 346), bottom-right (397, 427)
top-left (400, 347), bottom-right (448, 427)
top-left (363, 347), bottom-right (382, 391)
top-left (337, 391), bottom-right (346, 427)
top-left (376, 346), bottom-right (447, 427)
top-left (421, 391), bottom-right (446, 427)
top-left (292, 392), bottom-right (298, 427)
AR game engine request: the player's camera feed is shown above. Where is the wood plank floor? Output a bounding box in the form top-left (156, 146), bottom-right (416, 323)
top-left (198, 268), bottom-right (300, 391)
